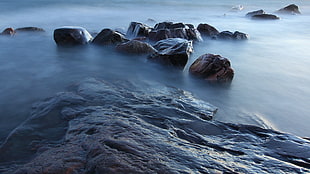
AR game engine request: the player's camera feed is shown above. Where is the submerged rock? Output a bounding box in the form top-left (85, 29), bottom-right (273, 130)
top-left (197, 23), bottom-right (219, 38)
top-left (0, 78), bottom-right (309, 174)
top-left (53, 26), bottom-right (93, 46)
top-left (148, 38), bottom-right (193, 68)
top-left (15, 27), bottom-right (45, 32)
top-left (115, 40), bottom-right (156, 54)
top-left (252, 14), bottom-right (280, 20)
top-left (246, 9), bottom-right (266, 17)
top-left (189, 53), bottom-right (234, 82)
top-left (213, 31), bottom-right (249, 40)
top-left (92, 28), bottom-right (128, 46)
top-left (277, 4), bottom-right (301, 15)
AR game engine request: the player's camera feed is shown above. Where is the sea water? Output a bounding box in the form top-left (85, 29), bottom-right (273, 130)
top-left (0, 0), bottom-right (310, 143)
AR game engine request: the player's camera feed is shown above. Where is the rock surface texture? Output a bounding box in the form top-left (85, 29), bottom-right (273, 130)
top-left (53, 27), bottom-right (93, 45)
top-left (115, 40), bottom-right (156, 54)
top-left (92, 28), bottom-right (128, 46)
top-left (189, 53), bottom-right (235, 82)
top-left (0, 78), bottom-right (309, 174)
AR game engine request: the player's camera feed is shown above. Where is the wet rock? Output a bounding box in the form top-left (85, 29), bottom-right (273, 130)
top-left (148, 38), bottom-right (193, 68)
top-left (15, 27), bottom-right (45, 32)
top-left (252, 14), bottom-right (280, 20)
top-left (0, 28), bottom-right (15, 36)
top-left (246, 9), bottom-right (265, 17)
top-left (189, 53), bottom-right (234, 82)
top-left (197, 23), bottom-right (219, 38)
top-left (92, 28), bottom-right (128, 46)
top-left (53, 27), bottom-right (93, 46)
top-left (277, 4), bottom-right (301, 15)
top-left (115, 40), bottom-right (156, 54)
top-left (213, 31), bottom-right (248, 40)
top-left (1, 78), bottom-right (309, 174)
top-left (126, 22), bottom-right (152, 39)
top-left (149, 22), bottom-right (202, 42)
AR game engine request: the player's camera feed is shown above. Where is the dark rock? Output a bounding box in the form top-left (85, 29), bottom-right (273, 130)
top-left (252, 14), bottom-right (280, 20)
top-left (189, 53), bottom-right (234, 82)
top-left (126, 22), bottom-right (152, 39)
top-left (15, 27), bottom-right (45, 32)
top-left (92, 28), bottom-right (128, 46)
top-left (53, 27), bottom-right (93, 46)
top-left (148, 38), bottom-right (193, 68)
top-left (277, 4), bottom-right (301, 15)
top-left (115, 40), bottom-right (156, 54)
top-left (149, 22), bottom-right (202, 42)
top-left (1, 78), bottom-right (309, 174)
top-left (246, 9), bottom-right (265, 17)
top-left (197, 23), bottom-right (220, 37)
top-left (213, 31), bottom-right (248, 40)
top-left (1, 28), bottom-right (15, 36)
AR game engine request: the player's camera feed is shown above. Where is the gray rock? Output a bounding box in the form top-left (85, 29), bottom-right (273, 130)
top-left (197, 23), bottom-right (219, 37)
top-left (246, 9), bottom-right (265, 17)
top-left (126, 22), bottom-right (152, 39)
top-left (213, 31), bottom-right (248, 40)
top-left (15, 27), bottom-right (45, 32)
top-left (277, 4), bottom-right (301, 15)
top-left (53, 26), bottom-right (93, 46)
top-left (252, 14), bottom-right (280, 20)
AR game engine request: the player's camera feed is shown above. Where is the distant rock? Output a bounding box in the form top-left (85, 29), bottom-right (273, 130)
top-left (189, 53), bottom-right (234, 82)
top-left (53, 26), bottom-right (93, 46)
top-left (92, 28), bottom-right (129, 46)
top-left (277, 4), bottom-right (301, 15)
top-left (126, 22), bottom-right (152, 39)
top-left (246, 9), bottom-right (265, 17)
top-left (148, 38), bottom-right (193, 68)
top-left (115, 40), bottom-right (156, 54)
top-left (252, 14), bottom-right (280, 20)
top-left (197, 23), bottom-right (219, 38)
top-left (149, 22), bottom-right (202, 42)
top-left (15, 27), bottom-right (45, 32)
top-left (0, 28), bottom-right (15, 36)
top-left (213, 31), bottom-right (248, 40)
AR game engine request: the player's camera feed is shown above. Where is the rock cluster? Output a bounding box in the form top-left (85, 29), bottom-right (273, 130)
top-left (246, 4), bottom-right (301, 20)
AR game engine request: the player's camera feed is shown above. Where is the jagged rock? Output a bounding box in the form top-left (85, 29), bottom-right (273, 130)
top-left (115, 40), bottom-right (156, 54)
top-left (252, 14), bottom-right (280, 20)
top-left (0, 28), bottom-right (15, 36)
top-left (92, 28), bottom-right (128, 46)
top-left (0, 78), bottom-right (309, 174)
top-left (149, 22), bottom-right (202, 42)
top-left (197, 23), bottom-right (219, 37)
top-left (53, 27), bottom-right (93, 46)
top-left (189, 53), bottom-right (234, 82)
top-left (246, 9), bottom-right (265, 17)
top-left (213, 31), bottom-right (248, 40)
top-left (15, 27), bottom-right (45, 32)
top-left (126, 22), bottom-right (152, 39)
top-left (148, 38), bottom-right (193, 68)
top-left (277, 4), bottom-right (301, 15)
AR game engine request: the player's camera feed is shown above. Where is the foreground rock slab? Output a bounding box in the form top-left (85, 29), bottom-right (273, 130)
top-left (189, 53), bottom-right (234, 82)
top-left (0, 78), bottom-right (309, 174)
top-left (53, 26), bottom-right (93, 46)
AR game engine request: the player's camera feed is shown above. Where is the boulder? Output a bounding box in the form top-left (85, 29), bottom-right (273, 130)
top-left (115, 40), bottom-right (156, 54)
top-left (15, 27), bottom-right (45, 32)
top-left (149, 22), bottom-right (202, 42)
top-left (148, 38), bottom-right (193, 68)
top-left (126, 22), bottom-right (152, 39)
top-left (197, 23), bottom-right (219, 38)
top-left (92, 28), bottom-right (128, 45)
top-left (246, 9), bottom-right (265, 17)
top-left (213, 31), bottom-right (248, 40)
top-left (53, 26), bottom-right (93, 46)
top-left (252, 14), bottom-right (280, 20)
top-left (1, 28), bottom-right (15, 36)
top-left (277, 4), bottom-right (301, 14)
top-left (189, 53), bottom-right (234, 82)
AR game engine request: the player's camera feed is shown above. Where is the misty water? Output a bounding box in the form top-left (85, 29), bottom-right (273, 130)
top-left (0, 0), bottom-right (310, 144)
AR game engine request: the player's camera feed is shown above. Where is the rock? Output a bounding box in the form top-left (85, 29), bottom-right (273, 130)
top-left (189, 53), bottom-right (234, 82)
top-left (53, 26), bottom-right (93, 46)
top-left (197, 23), bottom-right (219, 38)
top-left (252, 14), bottom-right (280, 20)
top-left (149, 22), bottom-right (202, 42)
top-left (115, 40), bottom-right (156, 54)
top-left (126, 22), bottom-right (152, 39)
top-left (213, 31), bottom-right (248, 40)
top-left (148, 38), bottom-right (193, 68)
top-left (92, 28), bottom-right (128, 46)
top-left (277, 4), bottom-right (301, 15)
top-left (246, 9), bottom-right (265, 17)
top-left (0, 28), bottom-right (15, 36)
top-left (15, 27), bottom-right (45, 32)
top-left (1, 78), bottom-right (309, 174)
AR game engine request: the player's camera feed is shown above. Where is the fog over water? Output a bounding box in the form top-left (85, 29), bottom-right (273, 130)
top-left (0, 0), bottom-right (310, 142)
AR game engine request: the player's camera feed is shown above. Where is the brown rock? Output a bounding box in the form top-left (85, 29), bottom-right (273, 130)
top-left (197, 23), bottom-right (219, 37)
top-left (1, 28), bottom-right (15, 36)
top-left (92, 28), bottom-right (128, 46)
top-left (115, 40), bottom-right (156, 54)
